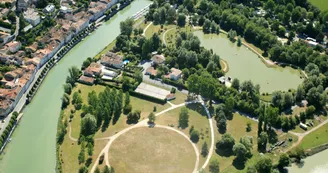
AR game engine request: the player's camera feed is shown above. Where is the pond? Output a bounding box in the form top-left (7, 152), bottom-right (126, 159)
top-left (194, 31), bottom-right (303, 93)
top-left (288, 149), bottom-right (328, 173)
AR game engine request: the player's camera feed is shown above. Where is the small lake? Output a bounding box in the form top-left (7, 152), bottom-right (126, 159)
top-left (288, 149), bottom-right (328, 173)
top-left (194, 31), bottom-right (303, 93)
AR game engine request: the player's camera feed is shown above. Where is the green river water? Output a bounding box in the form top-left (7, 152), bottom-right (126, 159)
top-left (0, 0), bottom-right (151, 172)
top-left (194, 31), bottom-right (303, 93)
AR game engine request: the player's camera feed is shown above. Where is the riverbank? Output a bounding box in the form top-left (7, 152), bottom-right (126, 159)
top-left (0, 1), bottom-right (152, 172)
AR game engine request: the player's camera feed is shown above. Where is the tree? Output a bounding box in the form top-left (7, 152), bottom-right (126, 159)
top-left (72, 91), bottom-right (83, 110)
top-left (246, 122), bottom-right (252, 132)
top-left (127, 110), bottom-right (141, 124)
top-left (201, 141), bottom-right (209, 157)
top-left (233, 143), bottom-right (248, 161)
top-left (142, 39), bottom-right (152, 59)
top-left (63, 83), bottom-right (72, 94)
top-left (295, 85), bottom-right (305, 102)
top-left (246, 165), bottom-right (257, 173)
top-left (203, 19), bottom-right (211, 33)
top-left (278, 153), bottom-right (290, 168)
top-left (87, 142), bottom-right (94, 156)
top-left (103, 166), bottom-right (113, 173)
top-left (66, 66), bottom-right (80, 86)
top-left (179, 107), bottom-right (189, 128)
top-left (80, 114), bottom-right (97, 136)
top-left (216, 133), bottom-right (235, 152)
top-left (209, 159), bottom-right (220, 173)
top-left (177, 13), bottom-right (186, 27)
top-left (224, 97), bottom-right (234, 119)
top-left (258, 132), bottom-right (268, 151)
top-left (231, 78), bottom-right (240, 90)
top-left (190, 130), bottom-right (200, 143)
top-left (240, 136), bottom-right (253, 154)
top-left (61, 93), bottom-right (70, 108)
top-left (148, 112), bottom-right (156, 124)
top-left (79, 166), bottom-right (88, 173)
top-left (237, 37), bottom-right (242, 47)
top-left (151, 33), bottom-right (161, 51)
top-left (256, 156), bottom-right (272, 173)
top-left (120, 18), bottom-right (134, 37)
top-left (95, 167), bottom-right (101, 173)
top-left (78, 144), bottom-right (86, 164)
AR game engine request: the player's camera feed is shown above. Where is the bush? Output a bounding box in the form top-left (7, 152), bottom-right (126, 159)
top-left (123, 104), bottom-right (132, 114)
top-left (190, 130), bottom-right (200, 143)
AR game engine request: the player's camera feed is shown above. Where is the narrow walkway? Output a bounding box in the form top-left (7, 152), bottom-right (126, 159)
top-left (142, 22), bottom-right (152, 36)
top-left (198, 96), bottom-right (215, 170)
top-left (220, 59), bottom-right (228, 72)
top-left (90, 101), bottom-right (200, 173)
top-left (162, 27), bottom-right (175, 46)
top-left (68, 124), bottom-right (78, 142)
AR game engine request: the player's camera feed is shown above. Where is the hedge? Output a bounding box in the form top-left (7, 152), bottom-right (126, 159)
top-left (129, 90), bottom-right (167, 104)
top-left (162, 79), bottom-right (188, 90)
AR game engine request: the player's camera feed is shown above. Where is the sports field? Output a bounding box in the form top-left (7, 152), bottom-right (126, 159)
top-left (309, 0), bottom-right (328, 11)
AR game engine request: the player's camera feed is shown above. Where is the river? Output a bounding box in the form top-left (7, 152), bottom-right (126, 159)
top-left (0, 0), bottom-right (151, 172)
top-left (194, 31), bottom-right (303, 93)
top-left (288, 149), bottom-right (328, 173)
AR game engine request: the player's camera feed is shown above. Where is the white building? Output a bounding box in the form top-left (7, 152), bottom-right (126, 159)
top-left (60, 6), bottom-right (73, 13)
top-left (24, 8), bottom-right (41, 26)
top-left (43, 4), bottom-right (55, 13)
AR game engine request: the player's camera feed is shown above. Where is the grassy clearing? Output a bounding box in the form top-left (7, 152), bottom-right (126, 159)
top-left (156, 103), bottom-right (210, 168)
top-left (60, 135), bottom-right (81, 173)
top-left (170, 91), bottom-right (188, 105)
top-left (108, 127), bottom-right (196, 173)
top-left (300, 123), bottom-right (328, 150)
top-left (260, 94), bottom-right (272, 102)
top-left (208, 112), bottom-right (260, 173)
top-left (309, 0), bottom-right (328, 11)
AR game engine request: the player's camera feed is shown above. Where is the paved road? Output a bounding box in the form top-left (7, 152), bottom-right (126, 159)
top-left (0, 65), bottom-right (46, 136)
top-left (14, 16), bottom-right (19, 40)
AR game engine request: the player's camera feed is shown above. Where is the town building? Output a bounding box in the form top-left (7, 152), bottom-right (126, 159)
top-left (43, 4), bottom-right (55, 13)
top-left (168, 68), bottom-right (182, 80)
top-left (24, 8), bottom-right (41, 26)
top-left (145, 67), bottom-right (157, 76)
top-left (78, 75), bottom-right (95, 85)
top-left (17, 0), bottom-right (30, 11)
top-left (6, 41), bottom-right (22, 53)
top-left (100, 52), bottom-right (123, 69)
top-left (151, 54), bottom-right (165, 65)
top-left (0, 31), bottom-right (12, 44)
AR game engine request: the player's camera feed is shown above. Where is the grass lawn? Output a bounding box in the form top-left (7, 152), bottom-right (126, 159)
top-left (208, 112), bottom-right (260, 173)
top-left (170, 91), bottom-right (188, 105)
top-left (309, 0), bottom-right (328, 11)
top-left (300, 122), bottom-right (328, 150)
top-left (108, 127), bottom-right (196, 173)
top-left (60, 135), bottom-right (81, 173)
top-left (291, 115), bottom-right (327, 133)
top-left (156, 103), bottom-right (210, 169)
top-left (144, 23), bottom-right (161, 38)
top-left (260, 94), bottom-right (272, 102)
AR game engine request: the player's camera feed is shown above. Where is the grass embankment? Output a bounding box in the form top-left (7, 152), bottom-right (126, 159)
top-left (300, 123), bottom-right (328, 150)
top-left (309, 0), bottom-right (328, 11)
top-left (108, 127), bottom-right (196, 173)
top-left (156, 103), bottom-right (211, 169)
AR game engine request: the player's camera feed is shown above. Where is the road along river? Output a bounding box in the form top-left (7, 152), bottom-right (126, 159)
top-left (0, 0), bottom-right (151, 172)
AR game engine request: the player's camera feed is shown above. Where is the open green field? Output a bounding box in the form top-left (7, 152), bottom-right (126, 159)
top-left (309, 0), bottom-right (328, 11)
top-left (108, 127), bottom-right (196, 173)
top-left (60, 83), bottom-right (171, 173)
top-left (300, 123), bottom-right (328, 150)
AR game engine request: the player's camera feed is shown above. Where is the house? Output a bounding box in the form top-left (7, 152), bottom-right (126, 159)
top-left (169, 68), bottom-right (182, 80)
top-left (17, 0), bottom-right (29, 11)
top-left (78, 75), bottom-right (95, 85)
top-left (60, 6), bottom-right (73, 13)
top-left (6, 41), bottom-right (22, 53)
top-left (145, 67), bottom-right (157, 76)
top-left (151, 54), bottom-right (165, 65)
top-left (101, 67), bottom-right (117, 80)
top-left (24, 8), bottom-right (41, 26)
top-left (25, 42), bottom-right (38, 52)
top-left (0, 31), bottom-right (12, 44)
top-left (100, 52), bottom-right (123, 69)
top-left (84, 62), bottom-right (102, 77)
top-left (219, 76), bottom-right (225, 84)
top-left (25, 57), bottom-right (40, 66)
top-left (1, 8), bottom-right (10, 17)
top-left (166, 93), bottom-right (176, 101)
top-left (43, 4), bottom-right (55, 13)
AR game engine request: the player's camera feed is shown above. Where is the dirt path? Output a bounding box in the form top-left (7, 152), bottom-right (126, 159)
top-left (90, 101), bottom-right (202, 173)
top-left (198, 96), bottom-right (215, 170)
top-left (142, 22), bottom-right (152, 36)
top-left (68, 124), bottom-right (78, 142)
top-left (286, 118), bottom-right (328, 152)
top-left (162, 27), bottom-right (175, 46)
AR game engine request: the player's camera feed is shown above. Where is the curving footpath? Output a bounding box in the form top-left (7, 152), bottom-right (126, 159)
top-left (90, 101), bottom-right (206, 173)
top-left (142, 22), bottom-right (153, 36)
top-left (162, 27), bottom-right (175, 46)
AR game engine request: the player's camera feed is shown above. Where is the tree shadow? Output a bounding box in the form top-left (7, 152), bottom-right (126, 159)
top-left (232, 158), bottom-right (246, 170)
top-left (215, 148), bottom-right (233, 157)
top-left (112, 111), bottom-right (122, 125)
top-left (186, 103), bottom-right (207, 117)
top-left (85, 158), bottom-right (93, 167)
